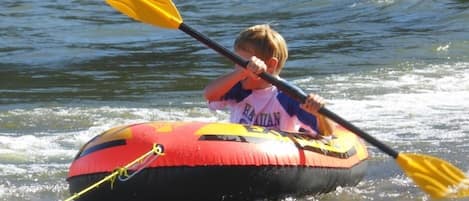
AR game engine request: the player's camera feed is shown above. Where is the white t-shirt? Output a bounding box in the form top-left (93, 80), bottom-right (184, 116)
top-left (208, 82), bottom-right (319, 135)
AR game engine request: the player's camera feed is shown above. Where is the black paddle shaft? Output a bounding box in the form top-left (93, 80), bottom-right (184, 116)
top-left (179, 23), bottom-right (399, 159)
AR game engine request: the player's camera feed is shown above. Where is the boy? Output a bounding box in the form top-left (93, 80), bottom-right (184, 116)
top-left (204, 24), bottom-right (333, 136)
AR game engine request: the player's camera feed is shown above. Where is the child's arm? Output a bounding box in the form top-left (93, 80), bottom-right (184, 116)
top-left (204, 56), bottom-right (266, 101)
top-left (300, 93), bottom-right (334, 136)
top-left (316, 114), bottom-right (334, 136)
top-left (204, 67), bottom-right (247, 101)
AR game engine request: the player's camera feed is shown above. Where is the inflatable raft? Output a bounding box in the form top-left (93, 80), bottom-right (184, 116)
top-left (67, 121), bottom-right (368, 201)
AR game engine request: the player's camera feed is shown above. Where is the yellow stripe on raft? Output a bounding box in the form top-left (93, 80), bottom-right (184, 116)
top-left (195, 122), bottom-right (364, 156)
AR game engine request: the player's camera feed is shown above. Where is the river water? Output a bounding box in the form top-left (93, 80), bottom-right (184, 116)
top-left (1, 0), bottom-right (468, 201)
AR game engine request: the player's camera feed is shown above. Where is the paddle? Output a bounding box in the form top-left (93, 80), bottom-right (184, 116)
top-left (105, 0), bottom-right (469, 199)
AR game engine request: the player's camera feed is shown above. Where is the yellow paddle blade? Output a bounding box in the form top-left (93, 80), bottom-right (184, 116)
top-left (106, 0), bottom-right (182, 29)
top-left (396, 153), bottom-right (469, 198)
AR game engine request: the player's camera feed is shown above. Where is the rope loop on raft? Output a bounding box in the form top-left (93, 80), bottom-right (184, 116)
top-left (118, 143), bottom-right (164, 182)
top-left (63, 143), bottom-right (165, 201)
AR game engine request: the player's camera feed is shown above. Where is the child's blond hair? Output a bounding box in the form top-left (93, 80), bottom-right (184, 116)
top-left (234, 24), bottom-right (288, 75)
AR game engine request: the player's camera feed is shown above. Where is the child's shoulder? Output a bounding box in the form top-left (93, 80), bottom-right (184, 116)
top-left (276, 90), bottom-right (297, 102)
top-left (275, 90), bottom-right (303, 113)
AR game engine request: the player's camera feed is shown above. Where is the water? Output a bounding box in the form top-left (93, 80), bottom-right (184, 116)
top-left (1, 0), bottom-right (468, 200)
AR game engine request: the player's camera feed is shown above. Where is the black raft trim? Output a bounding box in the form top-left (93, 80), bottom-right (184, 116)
top-left (75, 139), bottom-right (126, 160)
top-left (67, 161), bottom-right (368, 201)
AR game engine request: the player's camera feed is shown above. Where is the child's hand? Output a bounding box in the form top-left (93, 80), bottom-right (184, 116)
top-left (300, 93), bottom-right (325, 115)
top-left (245, 56), bottom-right (267, 78)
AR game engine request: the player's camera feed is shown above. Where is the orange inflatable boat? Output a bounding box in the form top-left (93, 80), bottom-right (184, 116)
top-left (67, 121), bottom-right (368, 201)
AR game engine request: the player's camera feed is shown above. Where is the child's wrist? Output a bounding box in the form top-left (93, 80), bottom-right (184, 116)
top-left (234, 67), bottom-right (249, 79)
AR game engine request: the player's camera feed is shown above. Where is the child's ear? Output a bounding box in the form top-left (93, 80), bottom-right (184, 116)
top-left (266, 57), bottom-right (279, 74)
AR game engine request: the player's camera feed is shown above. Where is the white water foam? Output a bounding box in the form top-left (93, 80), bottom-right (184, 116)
top-left (0, 106), bottom-right (224, 168)
top-left (303, 62), bottom-right (469, 142)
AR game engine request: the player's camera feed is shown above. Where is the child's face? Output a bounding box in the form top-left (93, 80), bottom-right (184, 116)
top-left (235, 49), bottom-right (272, 90)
